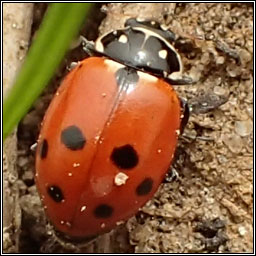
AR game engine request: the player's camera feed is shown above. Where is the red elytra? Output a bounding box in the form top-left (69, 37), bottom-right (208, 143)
top-left (35, 57), bottom-right (181, 238)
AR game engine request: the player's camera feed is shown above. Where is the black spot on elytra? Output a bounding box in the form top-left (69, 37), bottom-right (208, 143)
top-left (94, 204), bottom-right (113, 219)
top-left (136, 178), bottom-right (153, 196)
top-left (115, 67), bottom-right (139, 88)
top-left (47, 185), bottom-right (64, 203)
top-left (111, 144), bottom-right (138, 169)
top-left (39, 139), bottom-right (48, 159)
top-left (61, 125), bottom-right (86, 150)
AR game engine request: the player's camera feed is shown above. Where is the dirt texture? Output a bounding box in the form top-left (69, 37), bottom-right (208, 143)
top-left (12, 3), bottom-right (253, 253)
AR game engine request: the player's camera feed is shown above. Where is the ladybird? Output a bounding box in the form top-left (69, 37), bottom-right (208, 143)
top-left (35, 18), bottom-right (193, 239)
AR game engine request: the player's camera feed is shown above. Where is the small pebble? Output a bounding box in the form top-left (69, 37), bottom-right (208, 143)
top-left (18, 157), bottom-right (29, 167)
top-left (22, 170), bottom-right (34, 181)
top-left (235, 120), bottom-right (253, 137)
top-left (226, 64), bottom-right (241, 77)
top-left (216, 56), bottom-right (225, 64)
top-left (223, 133), bottom-right (244, 154)
top-left (214, 86), bottom-right (228, 96)
top-left (238, 226), bottom-right (247, 236)
top-left (217, 154), bottom-right (228, 164)
top-left (239, 49), bottom-right (252, 64)
top-left (201, 52), bottom-right (210, 65)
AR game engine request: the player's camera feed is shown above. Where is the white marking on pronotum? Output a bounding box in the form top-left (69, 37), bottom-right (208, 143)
top-left (136, 17), bottom-right (145, 22)
top-left (95, 39), bottom-right (104, 52)
top-left (158, 49), bottom-right (168, 59)
top-left (118, 34), bottom-right (128, 43)
top-left (104, 59), bottom-right (125, 71)
top-left (133, 26), bottom-right (183, 75)
top-left (163, 71), bottom-right (168, 77)
top-left (138, 71), bottom-right (158, 82)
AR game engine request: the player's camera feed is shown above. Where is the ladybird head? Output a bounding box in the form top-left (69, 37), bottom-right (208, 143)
top-left (94, 18), bottom-right (183, 82)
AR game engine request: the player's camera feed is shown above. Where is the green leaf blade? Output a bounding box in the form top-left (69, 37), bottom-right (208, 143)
top-left (3, 3), bottom-right (93, 141)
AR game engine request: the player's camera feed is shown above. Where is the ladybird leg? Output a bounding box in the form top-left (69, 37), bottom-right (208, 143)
top-left (179, 97), bottom-right (190, 135)
top-left (180, 92), bottom-right (228, 142)
top-left (188, 92), bottom-right (228, 114)
top-left (181, 134), bottom-right (214, 142)
top-left (179, 98), bottom-right (213, 142)
top-left (214, 39), bottom-right (241, 64)
top-left (81, 36), bottom-right (96, 56)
